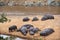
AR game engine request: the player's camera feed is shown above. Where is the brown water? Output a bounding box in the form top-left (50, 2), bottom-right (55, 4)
top-left (0, 6), bottom-right (60, 15)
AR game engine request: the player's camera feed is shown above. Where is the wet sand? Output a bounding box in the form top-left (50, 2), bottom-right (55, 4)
top-left (0, 15), bottom-right (60, 40)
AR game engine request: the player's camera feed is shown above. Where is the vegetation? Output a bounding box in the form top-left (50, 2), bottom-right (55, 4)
top-left (0, 36), bottom-right (16, 40)
top-left (30, 37), bottom-right (42, 40)
top-left (0, 13), bottom-right (11, 23)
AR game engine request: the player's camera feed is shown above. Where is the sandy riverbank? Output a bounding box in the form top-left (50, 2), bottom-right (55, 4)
top-left (0, 15), bottom-right (60, 40)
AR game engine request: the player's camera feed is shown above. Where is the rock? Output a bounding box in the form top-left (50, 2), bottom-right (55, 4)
top-left (35, 1), bottom-right (42, 6)
top-left (56, 2), bottom-right (60, 6)
top-left (40, 28), bottom-right (54, 36)
top-left (23, 17), bottom-right (29, 22)
top-left (8, 1), bottom-right (15, 6)
top-left (23, 1), bottom-right (34, 7)
top-left (0, 2), bottom-right (5, 6)
top-left (9, 25), bottom-right (17, 32)
top-left (41, 14), bottom-right (54, 21)
top-left (32, 17), bottom-right (39, 21)
top-left (49, 1), bottom-right (56, 6)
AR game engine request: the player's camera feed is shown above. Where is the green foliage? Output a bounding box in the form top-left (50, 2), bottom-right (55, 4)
top-left (9, 36), bottom-right (16, 40)
top-left (0, 36), bottom-right (16, 40)
top-left (0, 13), bottom-right (11, 23)
top-left (0, 36), bottom-right (5, 40)
top-left (31, 37), bottom-right (42, 40)
top-left (0, 13), bottom-right (7, 23)
top-left (39, 37), bottom-right (42, 40)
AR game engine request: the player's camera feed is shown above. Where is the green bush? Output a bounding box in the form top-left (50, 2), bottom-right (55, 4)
top-left (0, 36), bottom-right (16, 40)
top-left (0, 13), bottom-right (11, 23)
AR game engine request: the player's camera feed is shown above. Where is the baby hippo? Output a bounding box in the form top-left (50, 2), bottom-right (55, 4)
top-left (17, 26), bottom-right (28, 36)
top-left (32, 17), bottom-right (39, 21)
top-left (29, 27), bottom-right (40, 35)
top-left (22, 24), bottom-right (33, 29)
top-left (40, 28), bottom-right (54, 36)
top-left (41, 14), bottom-right (54, 21)
top-left (9, 25), bottom-right (17, 32)
top-left (23, 17), bottom-right (30, 22)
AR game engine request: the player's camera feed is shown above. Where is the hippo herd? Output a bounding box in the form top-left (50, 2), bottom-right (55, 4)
top-left (23, 14), bottom-right (54, 22)
top-left (9, 24), bottom-right (40, 36)
top-left (9, 24), bottom-right (54, 36)
top-left (9, 14), bottom-right (55, 36)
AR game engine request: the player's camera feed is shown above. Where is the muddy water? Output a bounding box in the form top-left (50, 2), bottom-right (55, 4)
top-left (0, 6), bottom-right (60, 15)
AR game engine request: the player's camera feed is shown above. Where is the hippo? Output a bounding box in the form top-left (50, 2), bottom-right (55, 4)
top-left (23, 17), bottom-right (30, 22)
top-left (40, 28), bottom-right (54, 36)
top-left (45, 14), bottom-right (54, 19)
top-left (17, 24), bottom-right (34, 35)
top-left (41, 14), bottom-right (54, 21)
top-left (29, 31), bottom-right (35, 35)
top-left (9, 25), bottom-right (17, 32)
top-left (29, 27), bottom-right (40, 35)
top-left (32, 17), bottom-right (39, 21)
top-left (22, 24), bottom-right (34, 29)
top-left (17, 26), bottom-right (28, 36)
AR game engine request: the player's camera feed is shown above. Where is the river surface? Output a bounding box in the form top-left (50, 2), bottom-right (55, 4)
top-left (0, 6), bottom-right (60, 15)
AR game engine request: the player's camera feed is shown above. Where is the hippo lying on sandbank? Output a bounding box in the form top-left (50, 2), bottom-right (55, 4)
top-left (40, 28), bottom-right (54, 36)
top-left (9, 25), bottom-right (17, 32)
top-left (41, 14), bottom-right (54, 21)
